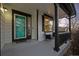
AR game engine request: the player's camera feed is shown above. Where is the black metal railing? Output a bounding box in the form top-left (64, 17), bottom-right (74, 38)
top-left (53, 32), bottom-right (70, 47)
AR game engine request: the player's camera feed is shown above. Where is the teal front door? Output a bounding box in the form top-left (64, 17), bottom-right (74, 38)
top-left (14, 14), bottom-right (26, 40)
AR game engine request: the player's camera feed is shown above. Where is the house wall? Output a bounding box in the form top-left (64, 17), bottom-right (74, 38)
top-left (38, 10), bottom-right (45, 41)
top-left (1, 11), bottom-right (5, 49)
top-left (0, 11), bottom-right (1, 52)
top-left (1, 4), bottom-right (67, 49)
top-left (38, 10), bottom-right (55, 41)
top-left (1, 4), bottom-right (52, 49)
top-left (1, 4), bottom-right (38, 49)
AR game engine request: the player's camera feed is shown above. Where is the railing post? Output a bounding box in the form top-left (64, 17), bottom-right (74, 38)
top-left (54, 4), bottom-right (60, 52)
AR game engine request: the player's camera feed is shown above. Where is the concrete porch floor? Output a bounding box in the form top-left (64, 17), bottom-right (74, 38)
top-left (1, 39), bottom-right (70, 56)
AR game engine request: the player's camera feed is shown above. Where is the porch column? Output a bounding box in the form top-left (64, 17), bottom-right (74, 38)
top-left (54, 4), bottom-right (60, 52)
top-left (69, 16), bottom-right (71, 40)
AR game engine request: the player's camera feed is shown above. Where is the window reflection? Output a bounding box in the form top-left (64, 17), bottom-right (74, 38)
top-left (58, 18), bottom-right (69, 32)
top-left (43, 15), bottom-right (53, 32)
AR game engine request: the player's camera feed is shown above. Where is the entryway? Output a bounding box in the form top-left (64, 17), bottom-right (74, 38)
top-left (12, 10), bottom-right (32, 42)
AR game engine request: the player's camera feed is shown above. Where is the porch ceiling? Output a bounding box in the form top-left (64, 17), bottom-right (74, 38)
top-left (59, 3), bottom-right (76, 17)
top-left (4, 3), bottom-right (68, 19)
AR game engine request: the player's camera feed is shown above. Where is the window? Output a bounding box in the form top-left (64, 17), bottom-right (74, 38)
top-left (42, 14), bottom-right (53, 32)
top-left (58, 18), bottom-right (69, 32)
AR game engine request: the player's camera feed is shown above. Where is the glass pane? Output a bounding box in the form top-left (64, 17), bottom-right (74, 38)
top-left (15, 15), bottom-right (26, 38)
top-left (44, 16), bottom-right (53, 32)
top-left (58, 7), bottom-right (69, 32)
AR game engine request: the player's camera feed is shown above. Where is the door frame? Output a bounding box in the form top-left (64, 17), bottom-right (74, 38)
top-left (27, 16), bottom-right (32, 40)
top-left (12, 9), bottom-right (32, 42)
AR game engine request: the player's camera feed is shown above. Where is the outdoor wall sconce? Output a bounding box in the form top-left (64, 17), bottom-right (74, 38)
top-left (4, 7), bottom-right (8, 12)
top-left (0, 7), bottom-right (8, 13)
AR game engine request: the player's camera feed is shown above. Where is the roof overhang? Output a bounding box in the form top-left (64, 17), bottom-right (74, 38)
top-left (58, 3), bottom-right (76, 17)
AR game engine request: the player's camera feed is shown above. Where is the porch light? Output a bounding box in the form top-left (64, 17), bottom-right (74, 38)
top-left (0, 7), bottom-right (4, 13)
top-left (4, 8), bottom-right (8, 11)
top-left (0, 7), bottom-right (8, 13)
top-left (0, 3), bottom-right (8, 13)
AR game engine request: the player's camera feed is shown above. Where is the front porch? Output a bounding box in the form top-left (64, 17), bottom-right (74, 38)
top-left (2, 39), bottom-right (70, 56)
top-left (0, 3), bottom-right (76, 56)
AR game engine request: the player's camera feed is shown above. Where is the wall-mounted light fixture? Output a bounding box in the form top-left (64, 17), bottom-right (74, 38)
top-left (0, 7), bottom-right (4, 13)
top-left (0, 3), bottom-right (8, 13)
top-left (0, 7), bottom-right (8, 13)
top-left (4, 7), bottom-right (8, 12)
